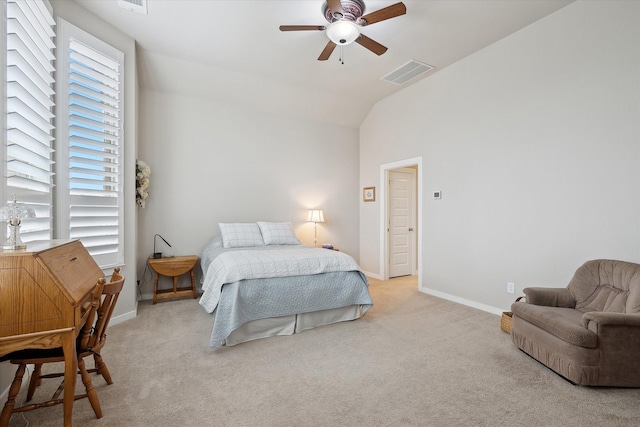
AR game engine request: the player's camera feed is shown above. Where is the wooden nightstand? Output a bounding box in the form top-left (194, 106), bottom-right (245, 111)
top-left (148, 255), bottom-right (198, 304)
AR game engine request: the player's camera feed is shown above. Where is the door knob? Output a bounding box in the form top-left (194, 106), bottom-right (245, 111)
top-left (408, 228), bottom-right (414, 231)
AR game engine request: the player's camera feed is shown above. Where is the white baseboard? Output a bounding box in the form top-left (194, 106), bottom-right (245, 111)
top-left (110, 308), bottom-right (137, 326)
top-left (362, 274), bottom-right (502, 316)
top-left (362, 271), bottom-right (383, 280)
top-left (419, 286), bottom-right (503, 316)
top-left (139, 292), bottom-right (153, 301)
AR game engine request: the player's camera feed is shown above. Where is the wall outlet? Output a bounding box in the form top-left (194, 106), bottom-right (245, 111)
top-left (507, 282), bottom-right (515, 294)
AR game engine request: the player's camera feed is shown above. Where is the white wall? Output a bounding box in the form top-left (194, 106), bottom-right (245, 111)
top-left (359, 0), bottom-right (640, 313)
top-left (136, 82), bottom-right (360, 297)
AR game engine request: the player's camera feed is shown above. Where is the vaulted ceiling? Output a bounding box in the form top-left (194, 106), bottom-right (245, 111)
top-left (71, 0), bottom-right (575, 127)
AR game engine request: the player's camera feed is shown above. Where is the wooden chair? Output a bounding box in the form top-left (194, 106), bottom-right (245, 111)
top-left (80, 266), bottom-right (125, 385)
top-left (0, 279), bottom-right (104, 424)
top-left (1, 268), bottom-right (125, 423)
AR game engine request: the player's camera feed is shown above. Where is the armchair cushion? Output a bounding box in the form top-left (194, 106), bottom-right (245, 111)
top-left (511, 302), bottom-right (597, 348)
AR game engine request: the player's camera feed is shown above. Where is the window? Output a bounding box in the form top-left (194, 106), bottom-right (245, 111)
top-left (3, 0), bottom-right (55, 241)
top-left (2, 2), bottom-right (124, 269)
top-left (56, 19), bottom-right (123, 268)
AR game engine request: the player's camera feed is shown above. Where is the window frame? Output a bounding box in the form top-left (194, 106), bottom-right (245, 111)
top-left (54, 18), bottom-right (124, 269)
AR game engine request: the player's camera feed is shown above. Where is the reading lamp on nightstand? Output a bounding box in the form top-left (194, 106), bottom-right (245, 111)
top-left (306, 209), bottom-right (324, 248)
top-left (153, 234), bottom-right (172, 259)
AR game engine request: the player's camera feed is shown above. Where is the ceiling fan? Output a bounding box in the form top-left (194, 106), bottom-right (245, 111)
top-left (279, 0), bottom-right (407, 62)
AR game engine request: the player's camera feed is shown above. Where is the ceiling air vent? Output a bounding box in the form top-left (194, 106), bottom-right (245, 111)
top-left (118, 0), bottom-right (147, 14)
top-left (381, 60), bottom-right (434, 85)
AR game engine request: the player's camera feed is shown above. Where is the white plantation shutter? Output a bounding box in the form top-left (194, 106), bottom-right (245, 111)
top-left (56, 20), bottom-right (123, 268)
top-left (4, 0), bottom-right (55, 241)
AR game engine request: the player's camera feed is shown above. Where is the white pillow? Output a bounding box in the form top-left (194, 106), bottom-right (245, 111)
top-left (209, 236), bottom-right (223, 248)
top-left (218, 223), bottom-right (265, 248)
top-left (257, 221), bottom-right (300, 245)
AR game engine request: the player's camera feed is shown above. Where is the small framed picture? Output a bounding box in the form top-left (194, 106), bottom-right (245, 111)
top-left (363, 187), bottom-right (376, 202)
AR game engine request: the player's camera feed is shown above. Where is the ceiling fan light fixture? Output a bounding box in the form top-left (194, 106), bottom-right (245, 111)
top-left (326, 20), bottom-right (360, 45)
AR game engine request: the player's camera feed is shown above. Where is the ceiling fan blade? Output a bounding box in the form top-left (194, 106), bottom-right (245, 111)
top-left (318, 41), bottom-right (337, 61)
top-left (360, 2), bottom-right (406, 26)
top-left (356, 34), bottom-right (388, 56)
top-left (326, 0), bottom-right (344, 17)
top-left (279, 25), bottom-right (326, 31)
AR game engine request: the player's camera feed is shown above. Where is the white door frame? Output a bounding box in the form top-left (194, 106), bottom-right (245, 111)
top-left (379, 157), bottom-right (423, 286)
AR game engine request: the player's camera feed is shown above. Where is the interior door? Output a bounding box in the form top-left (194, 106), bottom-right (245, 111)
top-left (389, 169), bottom-right (415, 278)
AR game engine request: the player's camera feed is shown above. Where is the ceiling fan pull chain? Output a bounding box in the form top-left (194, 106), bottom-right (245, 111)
top-left (340, 45), bottom-right (344, 65)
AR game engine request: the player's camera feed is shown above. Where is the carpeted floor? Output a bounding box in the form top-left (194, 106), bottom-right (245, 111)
top-left (5, 276), bottom-right (640, 426)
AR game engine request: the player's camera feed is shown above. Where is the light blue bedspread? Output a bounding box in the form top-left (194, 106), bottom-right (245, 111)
top-left (199, 241), bottom-right (373, 347)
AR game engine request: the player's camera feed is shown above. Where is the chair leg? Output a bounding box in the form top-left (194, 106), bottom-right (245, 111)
top-left (26, 363), bottom-right (43, 402)
top-left (78, 357), bottom-right (102, 419)
top-left (93, 353), bottom-right (113, 385)
top-left (0, 364), bottom-right (26, 427)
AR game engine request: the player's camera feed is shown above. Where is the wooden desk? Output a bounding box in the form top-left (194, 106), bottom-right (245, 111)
top-left (148, 256), bottom-right (198, 304)
top-left (0, 240), bottom-right (103, 427)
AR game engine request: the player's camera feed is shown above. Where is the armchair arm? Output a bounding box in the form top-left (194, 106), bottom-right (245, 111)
top-left (582, 312), bottom-right (640, 329)
top-left (523, 287), bottom-right (575, 307)
top-left (582, 311), bottom-right (640, 386)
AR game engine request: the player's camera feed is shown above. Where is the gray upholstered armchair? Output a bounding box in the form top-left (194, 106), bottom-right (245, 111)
top-left (511, 259), bottom-right (640, 386)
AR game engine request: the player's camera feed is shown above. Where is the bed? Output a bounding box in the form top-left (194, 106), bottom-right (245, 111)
top-left (199, 222), bottom-right (373, 347)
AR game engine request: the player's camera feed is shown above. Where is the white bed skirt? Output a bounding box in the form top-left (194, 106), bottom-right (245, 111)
top-left (223, 305), bottom-right (362, 346)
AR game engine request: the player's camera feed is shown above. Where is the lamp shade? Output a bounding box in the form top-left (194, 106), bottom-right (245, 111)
top-left (0, 195), bottom-right (36, 224)
top-left (326, 20), bottom-right (360, 45)
top-left (307, 209), bottom-right (325, 223)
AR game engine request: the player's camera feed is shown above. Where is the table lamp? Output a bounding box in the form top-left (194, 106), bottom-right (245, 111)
top-left (0, 195), bottom-right (36, 250)
top-left (306, 209), bottom-right (324, 247)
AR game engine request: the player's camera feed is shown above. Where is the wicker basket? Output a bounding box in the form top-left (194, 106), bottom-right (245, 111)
top-left (501, 296), bottom-right (523, 334)
top-left (500, 311), bottom-right (514, 333)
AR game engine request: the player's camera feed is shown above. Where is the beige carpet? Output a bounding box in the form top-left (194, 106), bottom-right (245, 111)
top-left (5, 276), bottom-right (640, 426)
